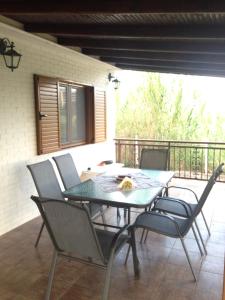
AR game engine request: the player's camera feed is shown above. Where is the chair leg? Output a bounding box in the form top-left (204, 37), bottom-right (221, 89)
top-left (144, 229), bottom-right (149, 243)
top-left (140, 207), bottom-right (149, 243)
top-left (191, 225), bottom-right (204, 256)
top-left (194, 220), bottom-right (208, 255)
top-left (124, 244), bottom-right (131, 265)
top-left (102, 254), bottom-right (114, 300)
top-left (35, 221), bottom-right (45, 248)
top-left (130, 227), bottom-right (140, 278)
top-left (180, 237), bottom-right (197, 282)
top-left (200, 210), bottom-right (211, 236)
top-left (140, 229), bottom-right (146, 243)
top-left (100, 207), bottom-right (107, 230)
top-left (117, 208), bottom-right (121, 225)
top-left (124, 208), bottom-right (127, 219)
top-left (45, 250), bottom-right (58, 300)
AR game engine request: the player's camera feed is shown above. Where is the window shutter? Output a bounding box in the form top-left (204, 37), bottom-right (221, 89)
top-left (94, 88), bottom-right (107, 143)
top-left (34, 75), bottom-right (60, 154)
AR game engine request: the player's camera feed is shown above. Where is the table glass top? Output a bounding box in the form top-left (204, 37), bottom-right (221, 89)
top-left (63, 169), bottom-right (174, 208)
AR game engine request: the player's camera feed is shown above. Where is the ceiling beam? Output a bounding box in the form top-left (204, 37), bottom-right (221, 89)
top-left (101, 57), bottom-right (225, 71)
top-left (25, 23), bottom-right (225, 39)
top-left (116, 64), bottom-right (225, 78)
top-left (2, 1), bottom-right (225, 14)
top-left (59, 38), bottom-right (225, 54)
top-left (82, 48), bottom-right (225, 64)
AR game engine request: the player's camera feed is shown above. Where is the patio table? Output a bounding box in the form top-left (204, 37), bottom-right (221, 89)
top-left (63, 168), bottom-right (174, 224)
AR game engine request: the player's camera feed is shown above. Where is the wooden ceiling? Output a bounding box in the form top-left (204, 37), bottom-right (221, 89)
top-left (2, 1), bottom-right (225, 77)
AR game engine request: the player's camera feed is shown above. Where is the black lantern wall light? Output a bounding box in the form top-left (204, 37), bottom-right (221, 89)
top-left (0, 38), bottom-right (22, 71)
top-left (108, 73), bottom-right (120, 90)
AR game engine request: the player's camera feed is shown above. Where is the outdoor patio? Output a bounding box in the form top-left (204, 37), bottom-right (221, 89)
top-left (0, 178), bottom-right (224, 300)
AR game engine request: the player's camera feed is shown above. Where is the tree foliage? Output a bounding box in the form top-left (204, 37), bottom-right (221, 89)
top-left (116, 73), bottom-right (224, 141)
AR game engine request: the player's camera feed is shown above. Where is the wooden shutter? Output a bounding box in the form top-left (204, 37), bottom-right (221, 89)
top-left (94, 88), bottom-right (107, 143)
top-left (34, 75), bottom-right (60, 154)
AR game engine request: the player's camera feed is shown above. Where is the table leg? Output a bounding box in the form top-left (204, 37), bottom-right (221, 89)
top-left (128, 208), bottom-right (131, 224)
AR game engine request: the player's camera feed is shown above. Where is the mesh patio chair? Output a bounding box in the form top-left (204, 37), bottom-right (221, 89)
top-left (151, 162), bottom-right (224, 253)
top-left (138, 148), bottom-right (169, 240)
top-left (132, 210), bottom-right (199, 281)
top-left (27, 160), bottom-right (64, 247)
top-left (52, 153), bottom-right (106, 223)
top-left (31, 196), bottom-right (140, 300)
top-left (139, 148), bottom-right (169, 170)
top-left (125, 163), bottom-right (224, 280)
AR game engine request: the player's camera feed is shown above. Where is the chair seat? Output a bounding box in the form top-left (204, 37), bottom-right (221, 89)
top-left (153, 197), bottom-right (197, 217)
top-left (96, 229), bottom-right (128, 261)
top-left (135, 212), bottom-right (190, 238)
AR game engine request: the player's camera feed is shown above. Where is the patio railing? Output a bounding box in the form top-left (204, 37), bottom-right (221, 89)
top-left (115, 138), bottom-right (225, 182)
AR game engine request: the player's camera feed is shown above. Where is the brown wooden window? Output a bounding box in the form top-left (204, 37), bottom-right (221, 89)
top-left (34, 75), bottom-right (106, 155)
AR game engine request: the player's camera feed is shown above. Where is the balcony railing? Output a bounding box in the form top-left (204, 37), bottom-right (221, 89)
top-left (115, 138), bottom-right (225, 182)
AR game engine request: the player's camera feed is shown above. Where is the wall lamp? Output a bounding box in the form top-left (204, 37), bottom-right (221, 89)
top-left (108, 73), bottom-right (120, 90)
top-left (0, 38), bottom-right (22, 72)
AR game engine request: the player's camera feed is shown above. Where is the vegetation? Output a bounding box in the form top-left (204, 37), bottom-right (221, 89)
top-left (116, 73), bottom-right (225, 142)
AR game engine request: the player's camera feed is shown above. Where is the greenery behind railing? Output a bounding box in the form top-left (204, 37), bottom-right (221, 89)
top-left (115, 138), bottom-right (225, 182)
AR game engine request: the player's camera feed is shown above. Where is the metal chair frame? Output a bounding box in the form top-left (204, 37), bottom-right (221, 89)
top-left (52, 153), bottom-right (106, 224)
top-left (133, 211), bottom-right (198, 281)
top-left (151, 163), bottom-right (224, 253)
top-left (139, 148), bottom-right (169, 170)
top-left (31, 196), bottom-right (140, 300)
top-left (27, 160), bottom-right (64, 247)
top-left (126, 163), bottom-right (224, 281)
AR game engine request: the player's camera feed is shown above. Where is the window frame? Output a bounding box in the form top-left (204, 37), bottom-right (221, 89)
top-left (34, 75), bottom-right (106, 155)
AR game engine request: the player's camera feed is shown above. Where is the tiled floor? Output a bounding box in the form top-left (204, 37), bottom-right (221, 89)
top-left (0, 178), bottom-right (225, 300)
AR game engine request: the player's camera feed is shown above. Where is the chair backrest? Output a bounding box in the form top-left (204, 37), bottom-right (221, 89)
top-left (31, 196), bottom-right (105, 264)
top-left (53, 153), bottom-right (81, 190)
top-left (140, 148), bottom-right (169, 170)
top-left (193, 163), bottom-right (224, 218)
top-left (27, 160), bottom-right (64, 200)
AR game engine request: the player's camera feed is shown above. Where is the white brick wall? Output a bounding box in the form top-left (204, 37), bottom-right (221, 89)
top-left (0, 21), bottom-right (118, 235)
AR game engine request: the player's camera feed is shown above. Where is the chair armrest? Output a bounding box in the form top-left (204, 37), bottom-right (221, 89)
top-left (135, 211), bottom-right (182, 236)
top-left (164, 186), bottom-right (199, 202)
top-left (154, 196), bottom-right (194, 217)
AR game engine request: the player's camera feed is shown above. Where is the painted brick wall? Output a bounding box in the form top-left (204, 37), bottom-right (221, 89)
top-left (0, 21), bottom-right (117, 235)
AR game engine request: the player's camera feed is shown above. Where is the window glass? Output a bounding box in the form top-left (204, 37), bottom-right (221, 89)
top-left (71, 86), bottom-right (86, 143)
top-left (59, 84), bottom-right (86, 145)
top-left (59, 85), bottom-right (68, 144)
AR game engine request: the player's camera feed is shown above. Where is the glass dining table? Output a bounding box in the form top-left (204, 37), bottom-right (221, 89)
top-left (63, 168), bottom-right (174, 225)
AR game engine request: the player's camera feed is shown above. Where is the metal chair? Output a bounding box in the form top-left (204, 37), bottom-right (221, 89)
top-left (139, 148), bottom-right (169, 241)
top-left (52, 153), bottom-right (106, 223)
top-left (139, 148), bottom-right (169, 170)
top-left (31, 196), bottom-right (140, 300)
top-left (27, 160), bottom-right (64, 247)
top-left (125, 163), bottom-right (224, 281)
top-left (133, 210), bottom-right (199, 281)
top-left (152, 163), bottom-right (224, 253)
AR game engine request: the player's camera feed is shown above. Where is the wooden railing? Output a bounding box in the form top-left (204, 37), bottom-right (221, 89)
top-left (115, 138), bottom-right (225, 182)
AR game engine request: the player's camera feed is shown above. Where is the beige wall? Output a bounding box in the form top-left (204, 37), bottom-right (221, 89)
top-left (0, 21), bottom-right (117, 235)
